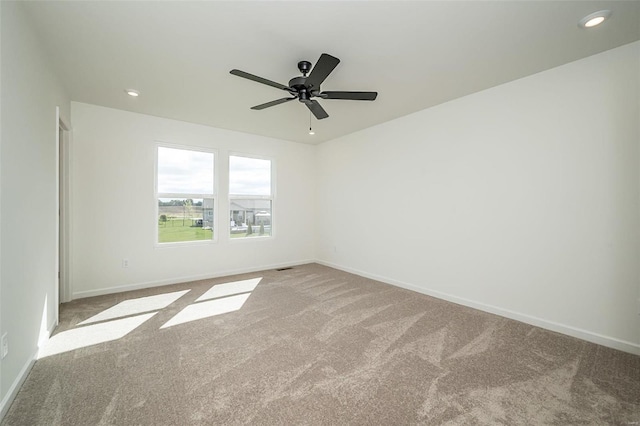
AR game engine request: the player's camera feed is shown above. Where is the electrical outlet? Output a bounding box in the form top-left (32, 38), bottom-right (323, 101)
top-left (122, 259), bottom-right (129, 268)
top-left (1, 333), bottom-right (8, 359)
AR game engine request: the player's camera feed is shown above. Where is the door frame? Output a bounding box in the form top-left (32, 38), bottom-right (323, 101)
top-left (56, 107), bottom-right (71, 320)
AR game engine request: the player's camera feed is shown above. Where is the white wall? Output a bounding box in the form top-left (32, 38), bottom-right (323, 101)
top-left (69, 103), bottom-right (316, 298)
top-left (0, 1), bottom-right (70, 412)
top-left (316, 41), bottom-right (640, 354)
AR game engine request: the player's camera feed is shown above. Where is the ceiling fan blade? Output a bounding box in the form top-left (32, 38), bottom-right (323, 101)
top-left (230, 69), bottom-right (290, 91)
top-left (251, 97), bottom-right (296, 110)
top-left (320, 91), bottom-right (378, 101)
top-left (305, 100), bottom-right (329, 120)
top-left (305, 54), bottom-right (340, 90)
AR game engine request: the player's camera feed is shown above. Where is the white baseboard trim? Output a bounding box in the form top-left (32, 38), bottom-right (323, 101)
top-left (316, 260), bottom-right (640, 356)
top-left (71, 259), bottom-right (315, 300)
top-left (0, 312), bottom-right (59, 421)
top-left (0, 350), bottom-right (37, 421)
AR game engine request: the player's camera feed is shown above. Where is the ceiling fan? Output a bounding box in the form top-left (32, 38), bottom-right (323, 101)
top-left (230, 53), bottom-right (377, 120)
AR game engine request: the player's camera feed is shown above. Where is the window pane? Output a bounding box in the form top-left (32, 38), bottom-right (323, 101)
top-left (158, 198), bottom-right (214, 243)
top-left (158, 147), bottom-right (214, 195)
top-left (230, 199), bottom-right (271, 238)
top-left (229, 156), bottom-right (271, 196)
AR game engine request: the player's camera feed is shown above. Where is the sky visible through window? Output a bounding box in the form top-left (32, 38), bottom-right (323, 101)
top-left (229, 156), bottom-right (271, 196)
top-left (157, 147), bottom-right (214, 194)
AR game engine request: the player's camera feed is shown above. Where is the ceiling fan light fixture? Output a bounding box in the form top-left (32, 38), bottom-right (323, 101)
top-left (125, 89), bottom-right (140, 97)
top-left (579, 10), bottom-right (611, 28)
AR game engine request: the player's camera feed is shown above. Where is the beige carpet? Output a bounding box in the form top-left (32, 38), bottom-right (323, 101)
top-left (2, 263), bottom-right (639, 425)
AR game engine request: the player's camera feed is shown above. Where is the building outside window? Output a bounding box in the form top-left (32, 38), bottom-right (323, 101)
top-left (229, 155), bottom-right (272, 239)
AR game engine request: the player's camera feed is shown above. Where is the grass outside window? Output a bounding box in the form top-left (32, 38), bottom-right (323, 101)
top-left (158, 218), bottom-right (213, 243)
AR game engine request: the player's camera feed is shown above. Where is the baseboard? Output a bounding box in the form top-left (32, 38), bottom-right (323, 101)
top-left (1, 312), bottom-right (60, 421)
top-left (0, 350), bottom-right (37, 421)
top-left (72, 259), bottom-right (315, 300)
top-left (315, 260), bottom-right (640, 356)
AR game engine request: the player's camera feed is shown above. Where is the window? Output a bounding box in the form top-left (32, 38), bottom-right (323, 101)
top-left (156, 146), bottom-right (215, 244)
top-left (229, 155), bottom-right (272, 239)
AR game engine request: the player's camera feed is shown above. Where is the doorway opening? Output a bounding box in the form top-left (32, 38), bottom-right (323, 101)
top-left (56, 108), bottom-right (71, 323)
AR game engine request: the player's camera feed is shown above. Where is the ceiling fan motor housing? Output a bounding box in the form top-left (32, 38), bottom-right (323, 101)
top-left (288, 76), bottom-right (313, 101)
top-left (288, 76), bottom-right (308, 90)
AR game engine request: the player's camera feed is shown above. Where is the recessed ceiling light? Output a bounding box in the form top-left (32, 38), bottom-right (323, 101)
top-left (125, 89), bottom-right (140, 97)
top-left (579, 10), bottom-right (611, 29)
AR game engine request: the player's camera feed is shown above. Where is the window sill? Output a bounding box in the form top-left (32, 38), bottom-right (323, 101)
top-left (154, 239), bottom-right (218, 249)
top-left (228, 235), bottom-right (274, 243)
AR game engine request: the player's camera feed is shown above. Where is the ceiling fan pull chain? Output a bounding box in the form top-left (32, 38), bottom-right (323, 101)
top-left (308, 111), bottom-right (315, 135)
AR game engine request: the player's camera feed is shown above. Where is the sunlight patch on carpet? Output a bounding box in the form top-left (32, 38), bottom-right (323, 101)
top-left (161, 293), bottom-right (251, 329)
top-left (38, 313), bottom-right (157, 358)
top-left (78, 290), bottom-right (190, 325)
top-left (196, 278), bottom-right (261, 302)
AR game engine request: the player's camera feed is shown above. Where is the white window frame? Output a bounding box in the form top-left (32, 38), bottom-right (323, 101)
top-left (155, 142), bottom-right (218, 247)
top-left (228, 152), bottom-right (275, 242)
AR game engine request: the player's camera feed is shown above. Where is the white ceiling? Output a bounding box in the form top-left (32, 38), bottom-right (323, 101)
top-left (23, 1), bottom-right (640, 144)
